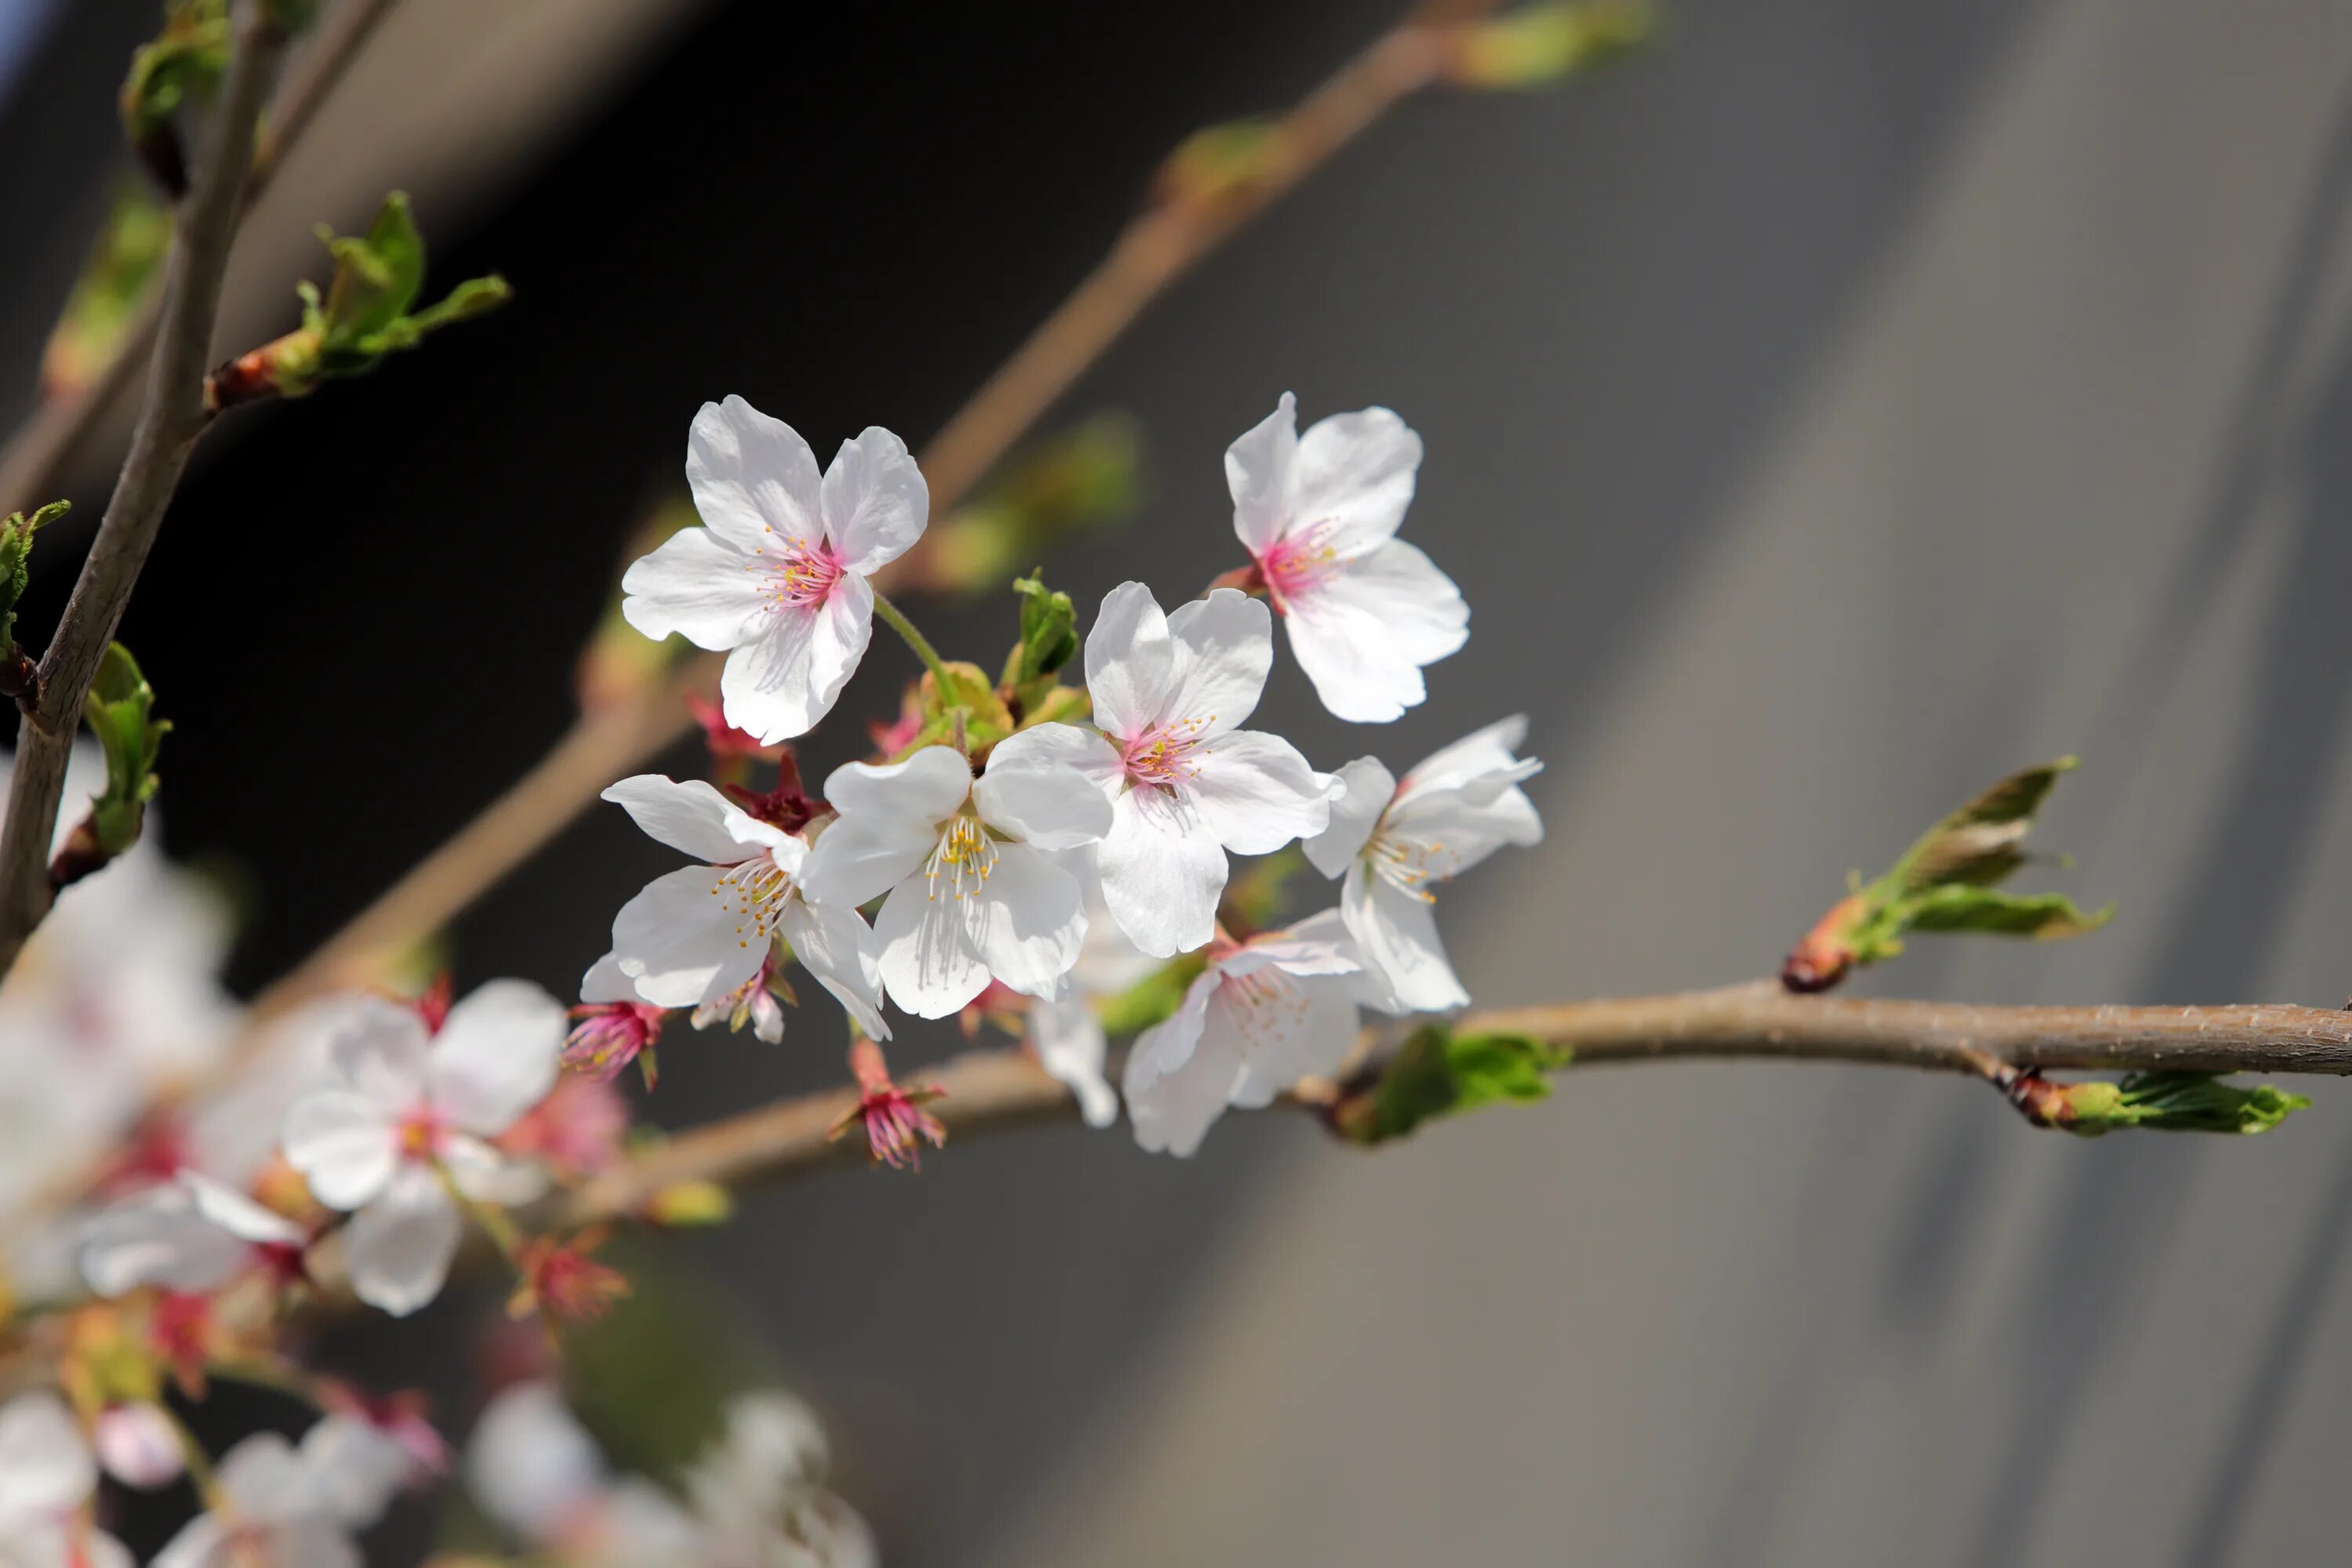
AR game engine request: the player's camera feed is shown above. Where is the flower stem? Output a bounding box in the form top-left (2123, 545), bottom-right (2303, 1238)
top-left (872, 589), bottom-right (956, 695)
top-left (160, 1403), bottom-right (230, 1519)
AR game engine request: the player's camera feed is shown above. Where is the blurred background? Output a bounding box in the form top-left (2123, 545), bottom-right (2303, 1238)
top-left (7, 0), bottom-right (2352, 1563)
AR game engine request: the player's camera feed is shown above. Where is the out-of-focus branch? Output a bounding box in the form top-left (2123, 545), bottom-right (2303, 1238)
top-left (0, 3), bottom-right (292, 978)
top-left (0, 0), bottom-right (401, 516)
top-left (250, 0), bottom-right (1518, 1015)
top-left (558, 985), bottom-right (2352, 1223)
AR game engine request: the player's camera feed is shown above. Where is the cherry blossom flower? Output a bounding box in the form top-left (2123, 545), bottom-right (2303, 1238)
top-left (1306, 716), bottom-right (1544, 1011)
top-left (683, 1390), bottom-right (877, 1568)
top-left (1225, 392), bottom-right (1468, 722)
top-left (1022, 848), bottom-right (1158, 1127)
top-left (829, 1039), bottom-right (946, 1170)
top-left (599, 775), bottom-right (887, 1040)
top-left (800, 732), bottom-right (1112, 1018)
top-left (78, 1169), bottom-right (306, 1298)
top-left (0, 1392), bottom-right (131, 1568)
top-left (1123, 913), bottom-right (1368, 1156)
top-left (622, 396), bottom-right (928, 743)
top-left (152, 1414), bottom-right (404, 1568)
top-left (93, 1400), bottom-right (183, 1489)
top-left (563, 954), bottom-right (670, 1084)
top-left (1068, 582), bottom-right (1341, 957)
top-left (279, 982), bottom-right (565, 1316)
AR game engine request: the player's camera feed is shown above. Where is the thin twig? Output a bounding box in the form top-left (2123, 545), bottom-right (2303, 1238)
top-left (249, 0), bottom-right (1507, 1016)
top-left (0, 0), bottom-right (401, 516)
top-left (0, 4), bottom-right (291, 977)
top-left (558, 985), bottom-right (2352, 1224)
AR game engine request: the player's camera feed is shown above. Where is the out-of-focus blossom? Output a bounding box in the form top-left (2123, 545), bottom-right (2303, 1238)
top-left (1068, 583), bottom-right (1339, 957)
top-left (152, 1414), bottom-right (404, 1568)
top-left (78, 1170), bottom-right (306, 1298)
top-left (280, 983), bottom-right (565, 1316)
top-left (599, 775), bottom-right (887, 1040)
top-left (1225, 392), bottom-right (1467, 723)
top-left (1124, 913), bottom-right (1367, 1156)
top-left (93, 1399), bottom-right (183, 1489)
top-left (623, 396), bottom-right (927, 743)
top-left (1306, 717), bottom-right (1543, 1011)
top-left (800, 733), bottom-right (1109, 1018)
top-left (0, 1392), bottom-right (132, 1568)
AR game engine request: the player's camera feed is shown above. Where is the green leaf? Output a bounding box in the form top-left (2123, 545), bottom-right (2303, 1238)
top-left (1094, 953), bottom-right (1207, 1038)
top-left (119, 1), bottom-right (229, 165)
top-left (81, 642), bottom-right (169, 858)
top-left (1784, 757), bottom-right (2111, 989)
top-left (317, 192), bottom-right (426, 349)
top-left (1007, 572), bottom-right (1078, 688)
top-left (0, 501), bottom-right (70, 651)
top-left (2044, 1072), bottom-right (2311, 1138)
top-left (1341, 1027), bottom-right (1570, 1145)
top-left (1449, 1), bottom-right (1656, 90)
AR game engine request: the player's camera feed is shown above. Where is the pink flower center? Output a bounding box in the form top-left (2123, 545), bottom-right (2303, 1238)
top-left (1255, 518), bottom-right (1344, 612)
top-left (397, 1105), bottom-right (448, 1162)
top-left (1120, 717), bottom-right (1214, 791)
top-left (754, 532), bottom-right (846, 612)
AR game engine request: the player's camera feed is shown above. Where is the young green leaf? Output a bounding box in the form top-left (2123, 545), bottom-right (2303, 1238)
top-left (1446, 1), bottom-right (1657, 91)
top-left (0, 501), bottom-right (71, 660)
top-left (1334, 1026), bottom-right (1570, 1145)
top-left (53, 642), bottom-right (170, 887)
top-left (2009, 1070), bottom-right (2311, 1137)
top-left (1782, 758), bottom-right (2111, 992)
top-left (119, 0), bottom-right (229, 194)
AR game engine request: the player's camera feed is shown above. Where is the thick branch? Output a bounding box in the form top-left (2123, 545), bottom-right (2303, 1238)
top-left (560, 985), bottom-right (2352, 1224)
top-left (0, 5), bottom-right (289, 975)
top-left (248, 0), bottom-right (1504, 1015)
top-left (0, 0), bottom-right (399, 517)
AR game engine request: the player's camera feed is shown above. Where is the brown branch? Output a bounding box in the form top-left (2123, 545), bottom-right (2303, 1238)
top-left (558, 985), bottom-right (2352, 1224)
top-left (0, 0), bottom-right (401, 517)
top-left (245, 0), bottom-right (1508, 1018)
top-left (0, 4), bottom-right (292, 977)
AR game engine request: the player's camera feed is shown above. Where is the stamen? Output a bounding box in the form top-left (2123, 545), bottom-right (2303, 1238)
top-left (1258, 517), bottom-right (1345, 612)
top-left (745, 530), bottom-right (846, 613)
top-left (924, 814), bottom-right (1000, 902)
top-left (1121, 714), bottom-right (1215, 790)
top-left (708, 852), bottom-right (799, 949)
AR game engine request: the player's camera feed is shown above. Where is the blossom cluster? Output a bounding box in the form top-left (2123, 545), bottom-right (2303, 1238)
top-left (593, 391), bottom-right (1541, 1156)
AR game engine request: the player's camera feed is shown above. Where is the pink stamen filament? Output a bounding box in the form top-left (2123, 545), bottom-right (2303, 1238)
top-left (1256, 517), bottom-right (1345, 612)
top-left (1121, 715), bottom-right (1215, 790)
top-left (747, 528), bottom-right (845, 612)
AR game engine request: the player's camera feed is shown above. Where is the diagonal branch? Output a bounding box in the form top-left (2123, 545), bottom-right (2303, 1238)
top-left (0, 0), bottom-right (401, 518)
top-left (557, 985), bottom-right (2352, 1225)
top-left (0, 2), bottom-right (292, 977)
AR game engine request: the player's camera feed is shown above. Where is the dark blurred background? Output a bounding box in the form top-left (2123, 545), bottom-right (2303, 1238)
top-left (9, 0), bottom-right (2352, 1563)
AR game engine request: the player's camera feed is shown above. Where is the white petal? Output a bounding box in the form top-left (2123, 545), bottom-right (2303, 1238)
top-left (1030, 997), bottom-right (1118, 1128)
top-left (215, 1431), bottom-right (306, 1515)
top-left (1304, 757), bottom-right (1394, 878)
top-left (1095, 787), bottom-right (1229, 958)
top-left (298, 1414), bottom-right (412, 1528)
top-left (95, 1402), bottom-right (183, 1489)
top-left (601, 775), bottom-right (760, 866)
top-left (611, 866), bottom-right (769, 1008)
top-left (579, 951), bottom-right (642, 1005)
top-left (281, 1090), bottom-right (400, 1211)
top-left (468, 1381), bottom-right (604, 1540)
top-left (777, 899), bottom-right (891, 1041)
top-left (1229, 971), bottom-right (1365, 1108)
top-left (873, 878), bottom-right (992, 1019)
top-left (1386, 781), bottom-right (1544, 880)
top-left (1344, 862), bottom-right (1468, 1012)
top-left (968, 843), bottom-right (1087, 1000)
top-left (1225, 391), bottom-right (1298, 555)
top-left (811, 569), bottom-right (876, 719)
top-left (79, 1189), bottom-right (242, 1297)
top-left (618, 525), bottom-right (768, 650)
top-left (718, 605), bottom-right (833, 745)
top-left (820, 426), bottom-right (929, 573)
top-left (327, 998), bottom-right (430, 1109)
top-left (822, 744), bottom-right (975, 825)
top-left (181, 1171), bottom-right (304, 1246)
top-left (1163, 589), bottom-right (1273, 737)
top-left (1399, 713), bottom-right (1533, 797)
top-left (1083, 582), bottom-right (1178, 739)
top-left (1284, 539), bottom-right (1468, 724)
top-left (1187, 730), bottom-right (1336, 855)
top-left (0, 1393), bottom-right (93, 1515)
top-left (973, 724), bottom-right (1116, 848)
top-left (686, 395), bottom-right (824, 551)
top-left (343, 1164), bottom-right (462, 1318)
top-left (1290, 406), bottom-right (1422, 557)
top-left (266, 1523), bottom-right (363, 1568)
top-left (151, 1516), bottom-right (229, 1568)
top-left (428, 980), bottom-right (564, 1137)
top-left (441, 1134), bottom-right (545, 1205)
top-left (796, 814), bottom-right (936, 912)
top-left (1123, 975), bottom-right (1239, 1157)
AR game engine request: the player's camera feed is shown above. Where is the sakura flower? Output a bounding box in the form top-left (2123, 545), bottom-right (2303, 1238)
top-left (600, 775), bottom-right (887, 1040)
top-left (1226, 392), bottom-right (1467, 722)
top-left (93, 1400), bottom-right (183, 1489)
top-left (152, 1415), bottom-right (402, 1568)
top-left (622, 396), bottom-right (928, 742)
top-left (1070, 582), bottom-right (1340, 957)
top-left (0, 1392), bottom-right (132, 1568)
top-left (1123, 913), bottom-right (1368, 1156)
top-left (829, 1038), bottom-right (946, 1170)
top-left (1023, 848), bottom-right (1158, 1128)
top-left (564, 954), bottom-right (670, 1083)
top-left (1306, 716), bottom-right (1544, 1011)
top-left (280, 982), bottom-right (565, 1316)
top-left (800, 731), bottom-right (1112, 1018)
top-left (684, 1391), bottom-right (877, 1568)
top-left (79, 1170), bottom-right (306, 1298)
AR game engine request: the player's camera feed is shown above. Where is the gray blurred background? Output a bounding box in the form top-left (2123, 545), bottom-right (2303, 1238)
top-left (8, 0), bottom-right (2352, 1563)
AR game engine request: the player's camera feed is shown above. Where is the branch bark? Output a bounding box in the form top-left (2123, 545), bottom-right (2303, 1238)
top-left (0, 0), bottom-right (401, 517)
top-left (247, 0), bottom-right (1507, 1016)
top-left (559, 985), bottom-right (2352, 1224)
top-left (0, 4), bottom-right (291, 976)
